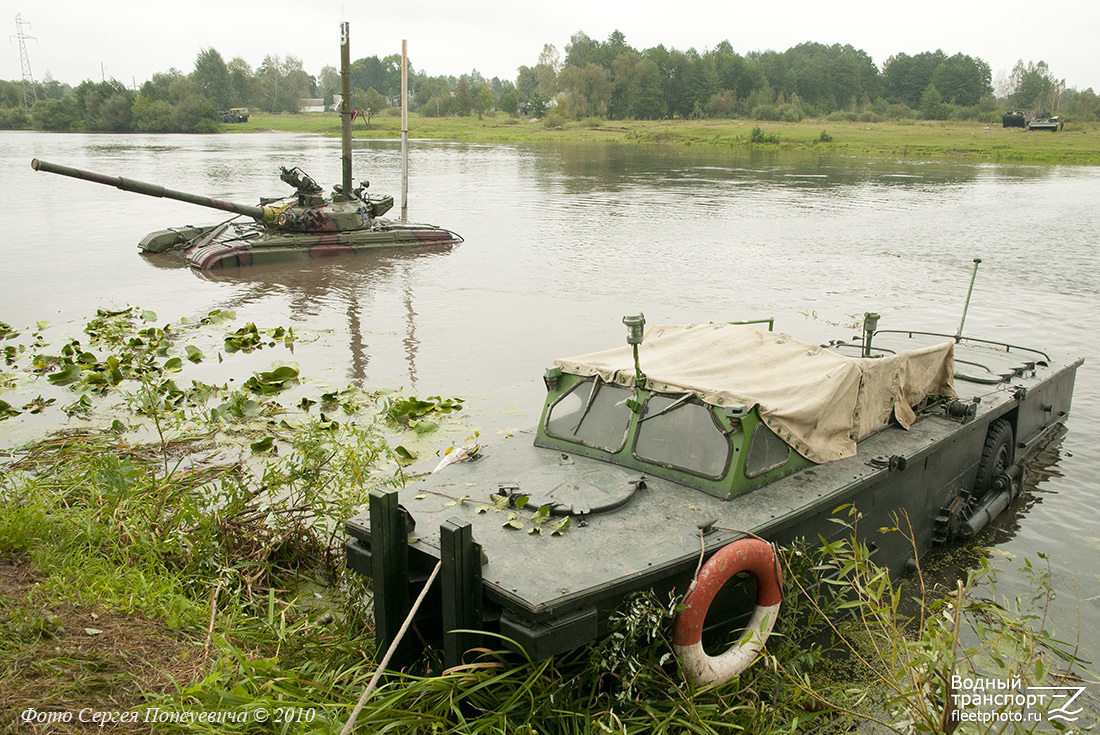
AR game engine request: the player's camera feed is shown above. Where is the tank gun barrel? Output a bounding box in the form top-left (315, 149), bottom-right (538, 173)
top-left (31, 158), bottom-right (266, 222)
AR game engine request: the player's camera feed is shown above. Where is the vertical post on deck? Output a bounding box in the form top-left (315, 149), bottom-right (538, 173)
top-left (369, 489), bottom-right (413, 668)
top-left (440, 519), bottom-right (484, 670)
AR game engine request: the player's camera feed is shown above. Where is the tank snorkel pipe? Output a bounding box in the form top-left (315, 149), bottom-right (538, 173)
top-left (339, 21), bottom-right (353, 201)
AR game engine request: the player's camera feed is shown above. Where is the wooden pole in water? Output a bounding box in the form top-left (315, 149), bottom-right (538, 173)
top-left (340, 22), bottom-right (353, 200)
top-left (401, 39), bottom-right (409, 223)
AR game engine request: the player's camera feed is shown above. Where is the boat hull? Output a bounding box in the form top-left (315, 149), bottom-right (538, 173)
top-left (345, 331), bottom-right (1081, 666)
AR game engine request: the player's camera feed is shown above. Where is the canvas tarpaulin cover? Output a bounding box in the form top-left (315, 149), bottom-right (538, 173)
top-left (553, 323), bottom-right (956, 463)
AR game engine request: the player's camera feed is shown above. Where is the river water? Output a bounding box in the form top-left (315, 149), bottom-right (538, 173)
top-left (2, 130), bottom-right (1098, 677)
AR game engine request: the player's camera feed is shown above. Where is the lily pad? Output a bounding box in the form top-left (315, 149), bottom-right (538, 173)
top-left (250, 436), bottom-right (276, 453)
top-left (48, 363), bottom-right (82, 386)
top-left (243, 364), bottom-right (300, 395)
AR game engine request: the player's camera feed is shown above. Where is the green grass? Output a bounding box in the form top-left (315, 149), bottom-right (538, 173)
top-left (1, 307), bottom-right (1092, 733)
top-left (228, 111), bottom-right (1100, 165)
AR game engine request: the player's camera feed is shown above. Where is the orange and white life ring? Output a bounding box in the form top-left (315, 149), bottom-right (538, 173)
top-left (673, 538), bottom-right (782, 687)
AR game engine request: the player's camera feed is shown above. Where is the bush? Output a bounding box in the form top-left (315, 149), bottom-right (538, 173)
top-left (817, 129), bottom-right (833, 143)
top-left (749, 126), bottom-right (780, 144)
top-left (827, 110), bottom-right (857, 122)
top-left (779, 104), bottom-right (804, 122)
top-left (706, 90), bottom-right (739, 118)
top-left (542, 112), bottom-right (566, 129)
top-left (751, 104), bottom-right (781, 121)
top-left (886, 103), bottom-right (917, 120)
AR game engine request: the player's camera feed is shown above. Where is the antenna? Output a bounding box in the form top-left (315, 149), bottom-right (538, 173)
top-left (956, 258), bottom-right (982, 341)
top-left (12, 14), bottom-right (38, 111)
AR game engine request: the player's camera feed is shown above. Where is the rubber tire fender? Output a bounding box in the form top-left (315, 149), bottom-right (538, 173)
top-left (673, 538), bottom-right (782, 687)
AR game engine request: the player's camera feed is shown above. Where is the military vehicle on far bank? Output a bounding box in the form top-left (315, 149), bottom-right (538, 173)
top-left (222, 107), bottom-right (250, 123)
top-left (30, 24), bottom-right (460, 271)
top-left (1028, 114), bottom-right (1064, 132)
top-left (1002, 109), bottom-right (1065, 131)
top-left (345, 265), bottom-right (1081, 687)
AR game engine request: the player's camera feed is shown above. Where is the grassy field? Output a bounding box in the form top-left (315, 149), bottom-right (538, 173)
top-left (228, 111), bottom-right (1100, 165)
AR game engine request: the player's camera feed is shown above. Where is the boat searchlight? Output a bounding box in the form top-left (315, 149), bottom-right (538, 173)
top-left (622, 313), bottom-right (647, 390)
top-left (622, 313), bottom-right (646, 345)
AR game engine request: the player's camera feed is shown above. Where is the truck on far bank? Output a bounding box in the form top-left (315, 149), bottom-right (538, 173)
top-left (222, 108), bottom-right (250, 123)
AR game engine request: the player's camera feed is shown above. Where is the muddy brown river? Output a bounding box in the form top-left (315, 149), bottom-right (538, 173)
top-left (2, 130), bottom-right (1098, 681)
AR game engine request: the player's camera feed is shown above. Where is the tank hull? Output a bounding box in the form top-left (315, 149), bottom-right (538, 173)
top-left (139, 219), bottom-right (462, 269)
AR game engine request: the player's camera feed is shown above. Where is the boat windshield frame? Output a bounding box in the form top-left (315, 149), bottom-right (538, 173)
top-left (543, 376), bottom-right (633, 454)
top-left (632, 392), bottom-right (733, 480)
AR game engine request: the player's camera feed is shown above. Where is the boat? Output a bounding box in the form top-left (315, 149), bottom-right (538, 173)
top-left (29, 24), bottom-right (461, 271)
top-left (344, 261), bottom-right (1081, 685)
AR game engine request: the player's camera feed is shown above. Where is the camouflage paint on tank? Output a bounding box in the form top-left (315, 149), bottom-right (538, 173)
top-left (30, 158), bottom-right (462, 270)
top-left (184, 222), bottom-right (460, 269)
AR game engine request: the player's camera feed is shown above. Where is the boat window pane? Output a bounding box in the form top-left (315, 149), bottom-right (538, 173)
top-left (634, 395), bottom-right (731, 478)
top-left (744, 422), bottom-right (790, 478)
top-left (545, 379), bottom-right (632, 453)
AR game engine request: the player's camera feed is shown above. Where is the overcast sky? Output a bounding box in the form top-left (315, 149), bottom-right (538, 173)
top-left (5, 0), bottom-right (1097, 94)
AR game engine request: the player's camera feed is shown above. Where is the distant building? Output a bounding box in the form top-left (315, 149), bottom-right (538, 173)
top-left (300, 98), bottom-right (326, 113)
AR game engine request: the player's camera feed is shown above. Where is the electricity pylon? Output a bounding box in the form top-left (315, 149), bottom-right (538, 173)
top-left (12, 14), bottom-right (38, 111)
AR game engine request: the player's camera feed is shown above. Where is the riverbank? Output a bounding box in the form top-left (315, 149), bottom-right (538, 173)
top-left (2, 307), bottom-right (1092, 733)
top-left (228, 112), bottom-right (1100, 165)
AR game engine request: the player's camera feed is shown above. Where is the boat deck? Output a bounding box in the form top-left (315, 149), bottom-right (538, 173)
top-left (346, 332), bottom-right (1078, 622)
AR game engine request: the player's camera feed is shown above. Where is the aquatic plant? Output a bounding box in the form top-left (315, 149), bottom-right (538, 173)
top-left (0, 308), bottom-right (1091, 733)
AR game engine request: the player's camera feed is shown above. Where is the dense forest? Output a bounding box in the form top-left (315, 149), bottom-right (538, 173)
top-left (2, 30), bottom-right (1098, 132)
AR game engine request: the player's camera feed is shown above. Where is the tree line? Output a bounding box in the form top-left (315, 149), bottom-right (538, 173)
top-left (0, 47), bottom-right (321, 132)
top-left (2, 32), bottom-right (1097, 133)
top-left (507, 32), bottom-right (1096, 124)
